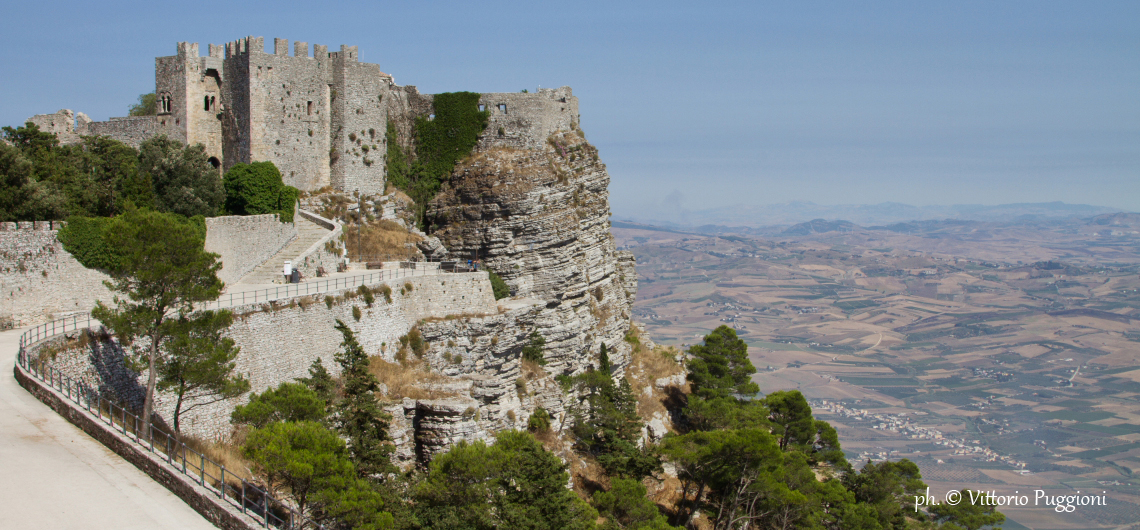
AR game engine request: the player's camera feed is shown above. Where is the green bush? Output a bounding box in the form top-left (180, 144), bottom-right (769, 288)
top-left (139, 135), bottom-right (224, 218)
top-left (222, 161), bottom-right (299, 222)
top-left (378, 284), bottom-right (392, 303)
top-left (528, 407), bottom-right (551, 432)
top-left (56, 216), bottom-right (118, 270)
top-left (358, 285), bottom-right (375, 307)
top-left (521, 330), bottom-right (546, 365)
top-left (488, 270), bottom-right (510, 300)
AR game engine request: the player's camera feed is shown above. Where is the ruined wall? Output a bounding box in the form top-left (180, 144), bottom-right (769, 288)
top-left (478, 88), bottom-right (578, 150)
top-left (26, 109), bottom-right (90, 144)
top-left (204, 214), bottom-right (297, 285)
top-left (0, 222), bottom-right (113, 326)
top-left (85, 116), bottom-right (166, 148)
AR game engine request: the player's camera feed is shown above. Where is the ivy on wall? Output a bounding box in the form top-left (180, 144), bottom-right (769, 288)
top-left (386, 92), bottom-right (489, 229)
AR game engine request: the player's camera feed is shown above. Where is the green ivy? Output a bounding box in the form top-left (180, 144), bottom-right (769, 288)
top-left (487, 270), bottom-right (510, 300)
top-left (386, 92), bottom-right (488, 228)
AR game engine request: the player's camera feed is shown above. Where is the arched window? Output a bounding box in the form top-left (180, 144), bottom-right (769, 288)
top-left (204, 96), bottom-right (210, 111)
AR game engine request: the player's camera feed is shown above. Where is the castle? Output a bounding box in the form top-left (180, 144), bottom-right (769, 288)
top-left (29, 36), bottom-right (580, 195)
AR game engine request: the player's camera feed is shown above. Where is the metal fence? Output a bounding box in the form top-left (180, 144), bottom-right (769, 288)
top-left (203, 265), bottom-right (451, 311)
top-left (16, 315), bottom-right (321, 529)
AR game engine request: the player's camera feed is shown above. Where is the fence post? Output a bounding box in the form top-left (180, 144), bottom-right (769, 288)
top-left (201, 453), bottom-right (206, 486)
top-left (264, 491), bottom-right (269, 527)
top-left (220, 467), bottom-right (225, 499)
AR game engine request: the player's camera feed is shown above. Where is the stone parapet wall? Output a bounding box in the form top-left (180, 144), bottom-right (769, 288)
top-left (0, 223), bottom-right (113, 326)
top-left (204, 214), bottom-right (297, 285)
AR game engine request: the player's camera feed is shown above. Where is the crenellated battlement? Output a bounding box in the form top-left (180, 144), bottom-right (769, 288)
top-left (29, 35), bottom-right (580, 197)
top-left (0, 221), bottom-right (65, 231)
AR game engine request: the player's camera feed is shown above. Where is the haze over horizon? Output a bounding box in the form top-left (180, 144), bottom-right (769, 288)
top-left (2, 1), bottom-right (1136, 212)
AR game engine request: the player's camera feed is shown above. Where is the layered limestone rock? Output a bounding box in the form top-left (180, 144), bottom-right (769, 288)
top-left (427, 129), bottom-right (636, 370)
top-left (372, 127), bottom-right (640, 465)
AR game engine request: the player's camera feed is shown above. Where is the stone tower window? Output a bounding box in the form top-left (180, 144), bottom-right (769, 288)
top-left (204, 96), bottom-right (210, 111)
top-left (307, 101), bottom-right (313, 115)
top-left (478, 104), bottom-right (485, 112)
top-left (498, 103), bottom-right (507, 113)
top-left (203, 95), bottom-right (217, 111)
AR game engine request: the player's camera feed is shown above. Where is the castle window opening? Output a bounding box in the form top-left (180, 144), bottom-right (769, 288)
top-left (207, 157), bottom-right (220, 170)
top-left (498, 103), bottom-right (506, 113)
top-left (204, 96), bottom-right (210, 111)
top-left (307, 101), bottom-right (313, 115)
top-left (478, 104), bottom-right (485, 112)
top-left (428, 114), bottom-right (435, 120)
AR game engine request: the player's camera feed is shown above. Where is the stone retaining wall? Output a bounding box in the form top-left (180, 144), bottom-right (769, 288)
top-left (204, 214), bottom-right (297, 285)
top-left (48, 271), bottom-right (498, 439)
top-left (0, 222), bottom-right (113, 326)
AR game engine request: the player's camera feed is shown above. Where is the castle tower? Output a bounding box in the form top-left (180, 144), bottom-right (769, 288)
top-left (155, 42), bottom-right (224, 168)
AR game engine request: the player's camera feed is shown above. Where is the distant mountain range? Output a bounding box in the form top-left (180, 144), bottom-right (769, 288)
top-left (615, 201), bottom-right (1126, 229)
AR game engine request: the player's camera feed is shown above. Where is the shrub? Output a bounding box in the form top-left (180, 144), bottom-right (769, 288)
top-left (528, 407), bottom-right (551, 432)
top-left (399, 327), bottom-right (425, 357)
top-left (352, 305), bottom-right (362, 321)
top-left (404, 282), bottom-right (414, 292)
top-left (515, 377), bottom-right (527, 398)
top-left (222, 161), bottom-right (299, 222)
top-left (325, 295), bottom-right (334, 309)
top-left (487, 270), bottom-right (510, 300)
top-left (378, 284), bottom-right (392, 303)
top-left (521, 330), bottom-right (546, 365)
top-left (56, 216), bottom-right (118, 270)
top-left (358, 285), bottom-right (375, 307)
top-left (139, 135), bottom-right (224, 218)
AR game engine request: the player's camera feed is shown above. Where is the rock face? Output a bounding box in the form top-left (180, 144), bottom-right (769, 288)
top-left (428, 129), bottom-right (637, 372)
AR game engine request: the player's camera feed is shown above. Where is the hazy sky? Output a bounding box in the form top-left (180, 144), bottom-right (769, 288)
top-left (2, 1), bottom-right (1137, 215)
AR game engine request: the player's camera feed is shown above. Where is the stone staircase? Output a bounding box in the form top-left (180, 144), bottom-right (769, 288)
top-left (235, 215), bottom-right (332, 285)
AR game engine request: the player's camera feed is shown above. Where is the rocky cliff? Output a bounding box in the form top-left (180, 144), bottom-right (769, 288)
top-left (427, 128), bottom-right (637, 372)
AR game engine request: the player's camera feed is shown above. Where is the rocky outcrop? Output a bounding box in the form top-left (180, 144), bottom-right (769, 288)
top-left (427, 129), bottom-right (636, 372)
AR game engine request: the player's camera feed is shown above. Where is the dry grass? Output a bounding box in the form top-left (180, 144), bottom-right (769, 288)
top-left (520, 359), bottom-right (546, 381)
top-left (368, 357), bottom-right (458, 400)
top-left (345, 219), bottom-right (422, 262)
top-left (180, 434), bottom-right (253, 482)
top-left (624, 325), bottom-right (684, 418)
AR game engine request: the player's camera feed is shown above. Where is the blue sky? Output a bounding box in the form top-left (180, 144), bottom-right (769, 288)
top-left (2, 1), bottom-right (1137, 217)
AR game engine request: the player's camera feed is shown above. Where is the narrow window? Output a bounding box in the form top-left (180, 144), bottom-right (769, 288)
top-left (204, 96), bottom-right (210, 111)
top-left (498, 103), bottom-right (506, 113)
top-left (211, 95), bottom-right (216, 110)
top-left (428, 114), bottom-right (435, 120)
top-left (478, 104), bottom-right (485, 112)
top-left (307, 101), bottom-right (313, 115)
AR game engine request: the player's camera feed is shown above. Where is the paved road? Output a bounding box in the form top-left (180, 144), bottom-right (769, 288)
top-left (0, 327), bottom-right (215, 530)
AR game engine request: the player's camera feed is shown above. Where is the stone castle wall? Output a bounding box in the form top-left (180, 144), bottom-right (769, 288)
top-left (0, 222), bottom-right (113, 326)
top-left (28, 37), bottom-right (583, 199)
top-left (204, 214), bottom-right (297, 285)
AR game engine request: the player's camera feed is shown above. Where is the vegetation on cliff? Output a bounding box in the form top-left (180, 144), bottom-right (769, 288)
top-left (385, 92), bottom-right (489, 228)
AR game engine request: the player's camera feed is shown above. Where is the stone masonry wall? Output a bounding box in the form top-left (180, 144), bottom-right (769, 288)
top-left (0, 222), bottom-right (113, 326)
top-left (204, 214), bottom-right (297, 285)
top-left (47, 272), bottom-right (498, 440)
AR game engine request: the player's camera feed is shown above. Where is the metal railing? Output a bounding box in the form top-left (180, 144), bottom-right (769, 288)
top-left (204, 265), bottom-right (456, 311)
top-left (15, 316), bottom-right (320, 529)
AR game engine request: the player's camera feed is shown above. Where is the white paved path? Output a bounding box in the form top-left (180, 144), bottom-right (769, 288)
top-left (0, 327), bottom-right (216, 530)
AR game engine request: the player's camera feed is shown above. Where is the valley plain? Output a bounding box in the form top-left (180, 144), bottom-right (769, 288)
top-left (618, 214), bottom-right (1140, 529)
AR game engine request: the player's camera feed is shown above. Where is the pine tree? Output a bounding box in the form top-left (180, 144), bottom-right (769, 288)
top-left (333, 320), bottom-right (396, 480)
top-left (300, 357), bottom-right (336, 404)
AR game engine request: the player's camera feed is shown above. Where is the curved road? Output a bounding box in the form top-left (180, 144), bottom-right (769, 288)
top-left (0, 327), bottom-right (215, 530)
